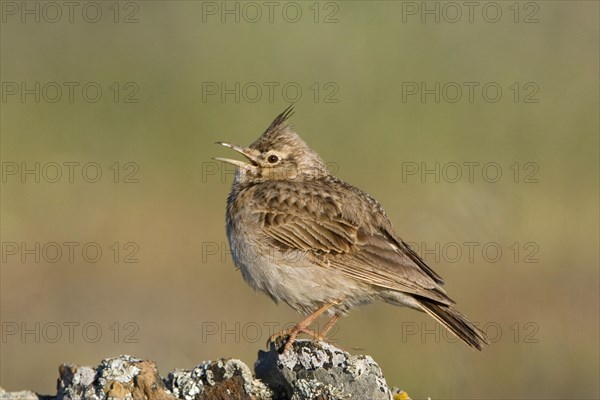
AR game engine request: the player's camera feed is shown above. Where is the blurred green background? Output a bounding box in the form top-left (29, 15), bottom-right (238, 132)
top-left (1, 1), bottom-right (598, 399)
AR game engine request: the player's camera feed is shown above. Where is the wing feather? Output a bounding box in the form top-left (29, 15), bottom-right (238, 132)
top-left (254, 180), bottom-right (451, 305)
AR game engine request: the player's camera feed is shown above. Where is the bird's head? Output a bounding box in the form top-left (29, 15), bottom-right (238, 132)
top-left (215, 106), bottom-right (329, 184)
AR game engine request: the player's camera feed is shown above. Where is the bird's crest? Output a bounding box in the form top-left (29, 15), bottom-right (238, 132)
top-left (263, 105), bottom-right (295, 136)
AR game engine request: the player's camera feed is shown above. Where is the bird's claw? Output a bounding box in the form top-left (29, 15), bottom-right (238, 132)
top-left (267, 326), bottom-right (323, 353)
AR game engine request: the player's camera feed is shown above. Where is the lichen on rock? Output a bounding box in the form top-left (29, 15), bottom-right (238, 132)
top-left (166, 358), bottom-right (272, 400)
top-left (255, 340), bottom-right (393, 400)
top-left (3, 340), bottom-right (407, 400)
top-left (57, 355), bottom-right (174, 400)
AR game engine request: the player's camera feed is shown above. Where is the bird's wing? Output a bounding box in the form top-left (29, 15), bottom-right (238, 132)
top-left (259, 211), bottom-right (356, 254)
top-left (326, 228), bottom-right (453, 304)
top-left (257, 199), bottom-right (452, 305)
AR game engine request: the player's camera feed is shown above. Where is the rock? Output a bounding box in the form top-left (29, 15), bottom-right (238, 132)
top-left (0, 387), bottom-right (53, 400)
top-left (55, 355), bottom-right (270, 400)
top-left (57, 355), bottom-right (175, 400)
top-left (165, 358), bottom-right (272, 399)
top-left (255, 340), bottom-right (393, 400)
top-left (2, 341), bottom-right (407, 400)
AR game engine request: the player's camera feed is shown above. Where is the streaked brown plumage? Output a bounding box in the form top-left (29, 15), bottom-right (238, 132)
top-left (215, 106), bottom-right (489, 352)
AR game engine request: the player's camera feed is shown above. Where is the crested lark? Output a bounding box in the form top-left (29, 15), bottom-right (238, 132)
top-left (215, 106), bottom-right (489, 352)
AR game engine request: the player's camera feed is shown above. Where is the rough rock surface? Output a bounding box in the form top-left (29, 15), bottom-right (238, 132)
top-left (1, 340), bottom-right (408, 400)
top-left (255, 340), bottom-right (392, 400)
top-left (166, 358), bottom-right (272, 399)
top-left (0, 388), bottom-right (54, 400)
top-left (57, 355), bottom-right (175, 400)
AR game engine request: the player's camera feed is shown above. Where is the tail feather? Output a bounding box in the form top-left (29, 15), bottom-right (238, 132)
top-left (417, 299), bottom-right (490, 350)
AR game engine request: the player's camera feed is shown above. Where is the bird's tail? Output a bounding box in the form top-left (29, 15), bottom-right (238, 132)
top-left (417, 298), bottom-right (490, 350)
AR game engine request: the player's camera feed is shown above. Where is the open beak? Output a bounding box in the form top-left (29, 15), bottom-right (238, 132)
top-left (213, 142), bottom-right (259, 170)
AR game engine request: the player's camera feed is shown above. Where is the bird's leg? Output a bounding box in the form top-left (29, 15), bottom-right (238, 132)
top-left (315, 297), bottom-right (345, 340)
top-left (318, 315), bottom-right (340, 339)
top-left (267, 303), bottom-right (334, 353)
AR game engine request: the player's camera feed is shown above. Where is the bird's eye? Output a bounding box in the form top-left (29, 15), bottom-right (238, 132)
top-left (267, 155), bottom-right (279, 163)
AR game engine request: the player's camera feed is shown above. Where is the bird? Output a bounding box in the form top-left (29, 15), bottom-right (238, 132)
top-left (214, 106), bottom-right (489, 353)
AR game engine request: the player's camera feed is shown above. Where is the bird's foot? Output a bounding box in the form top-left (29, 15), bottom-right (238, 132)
top-left (266, 303), bottom-right (340, 353)
top-left (267, 326), bottom-right (322, 353)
